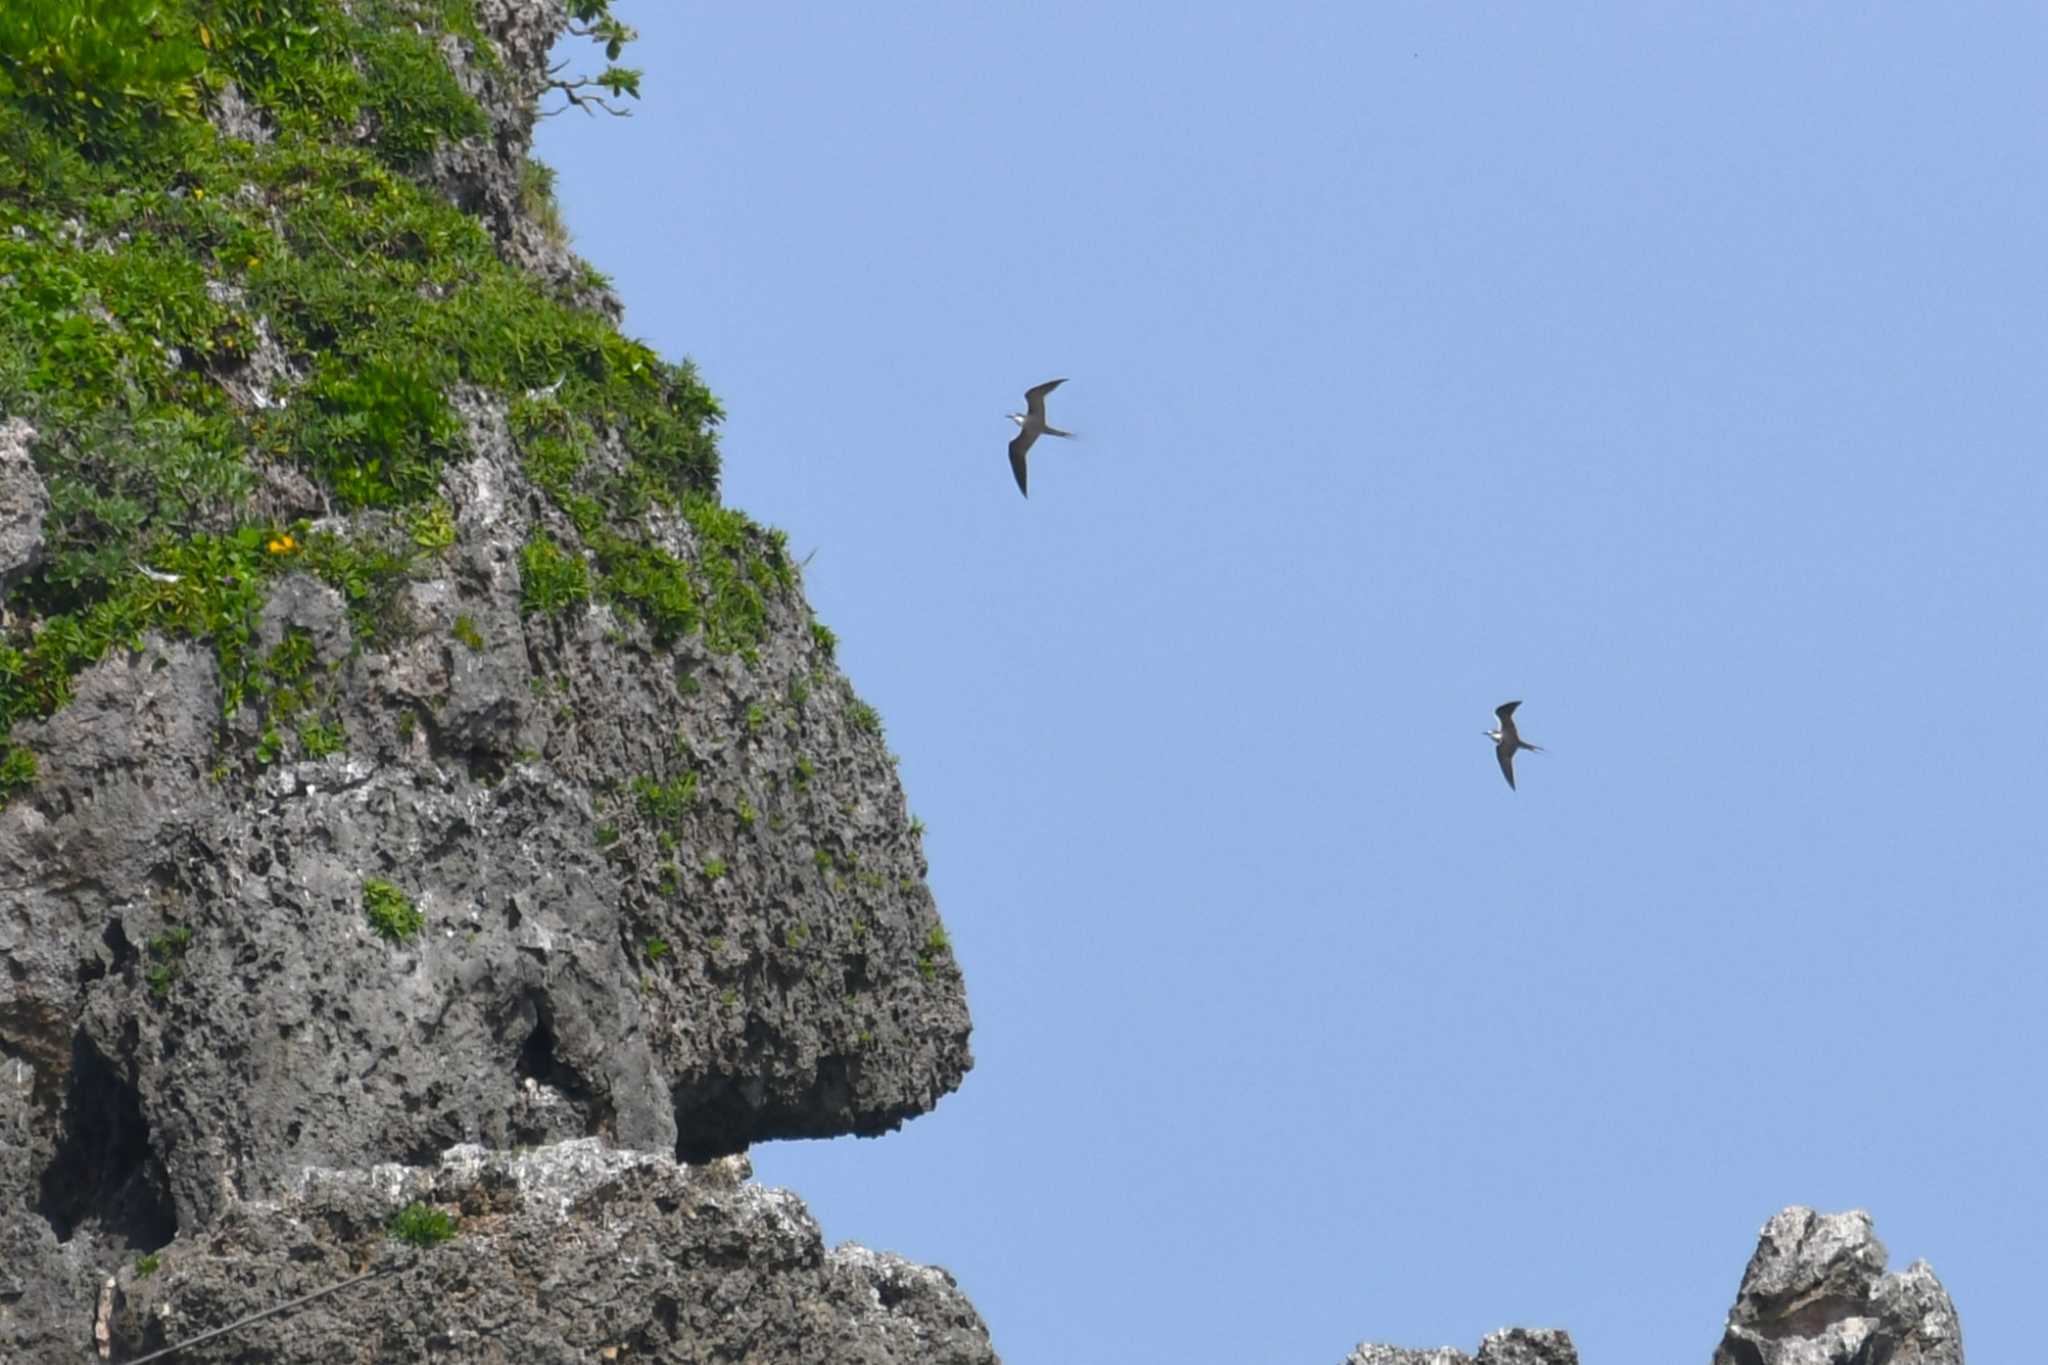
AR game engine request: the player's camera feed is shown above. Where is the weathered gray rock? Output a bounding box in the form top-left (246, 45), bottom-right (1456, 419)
top-left (1343, 1347), bottom-right (1471, 1365)
top-left (0, 417), bottom-right (48, 592)
top-left (1338, 1208), bottom-right (1966, 1365)
top-left (0, 5), bottom-right (971, 1359)
top-left (1710, 1208), bottom-right (1963, 1365)
top-left (94, 1139), bottom-right (996, 1364)
top-left (430, 0), bottom-right (624, 319)
top-left (0, 460), bottom-right (968, 1256)
top-left (1476, 1328), bottom-right (1578, 1365)
top-left (1343, 1326), bottom-right (1577, 1365)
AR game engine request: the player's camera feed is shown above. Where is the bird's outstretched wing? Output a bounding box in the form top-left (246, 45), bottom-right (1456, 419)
top-left (1497, 744), bottom-right (1518, 790)
top-left (1008, 430), bottom-right (1033, 496)
top-left (1495, 700), bottom-right (1522, 722)
top-left (1023, 377), bottom-right (1066, 422)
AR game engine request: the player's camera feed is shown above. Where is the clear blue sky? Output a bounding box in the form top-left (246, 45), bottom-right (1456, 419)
top-left (537, 6), bottom-right (2046, 1361)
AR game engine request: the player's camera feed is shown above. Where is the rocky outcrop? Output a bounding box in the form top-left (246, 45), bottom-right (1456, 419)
top-left (92, 1140), bottom-right (995, 1364)
top-left (0, 0), bottom-right (972, 1359)
top-left (1339, 1208), bottom-right (1962, 1365)
top-left (0, 417), bottom-right (47, 594)
top-left (1343, 1327), bottom-right (1577, 1365)
top-left (1711, 1207), bottom-right (1963, 1365)
top-left (428, 0), bottom-right (624, 319)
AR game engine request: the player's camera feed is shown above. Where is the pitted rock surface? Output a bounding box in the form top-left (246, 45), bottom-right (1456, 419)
top-left (0, 1), bottom-right (970, 1358)
top-left (0, 417), bottom-right (48, 592)
top-left (1710, 1208), bottom-right (1963, 1365)
top-left (1337, 1209), bottom-right (1965, 1365)
top-left (1343, 1326), bottom-right (1577, 1365)
top-left (95, 1140), bottom-right (998, 1364)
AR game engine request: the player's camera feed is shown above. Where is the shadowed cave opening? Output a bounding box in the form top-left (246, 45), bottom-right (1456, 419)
top-left (36, 1029), bottom-right (175, 1250)
top-left (513, 989), bottom-right (610, 1140)
top-left (672, 1054), bottom-right (860, 1164)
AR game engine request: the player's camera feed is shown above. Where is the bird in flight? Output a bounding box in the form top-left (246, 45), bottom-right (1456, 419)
top-left (1486, 701), bottom-right (1544, 790)
top-left (1007, 378), bottom-right (1074, 497)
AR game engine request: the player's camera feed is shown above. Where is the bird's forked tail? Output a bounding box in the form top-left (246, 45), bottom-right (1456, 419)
top-left (1043, 425), bottom-right (1076, 440)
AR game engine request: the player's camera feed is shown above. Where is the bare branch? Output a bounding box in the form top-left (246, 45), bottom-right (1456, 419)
top-left (540, 78), bottom-right (633, 118)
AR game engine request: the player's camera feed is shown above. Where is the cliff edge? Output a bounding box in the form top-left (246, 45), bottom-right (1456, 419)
top-left (0, 2), bottom-right (975, 1358)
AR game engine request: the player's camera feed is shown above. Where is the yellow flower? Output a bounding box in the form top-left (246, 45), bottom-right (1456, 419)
top-left (266, 533), bottom-right (298, 555)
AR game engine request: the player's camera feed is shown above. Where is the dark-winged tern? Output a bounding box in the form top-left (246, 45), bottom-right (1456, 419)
top-left (1487, 701), bottom-right (1544, 790)
top-left (1006, 378), bottom-right (1073, 497)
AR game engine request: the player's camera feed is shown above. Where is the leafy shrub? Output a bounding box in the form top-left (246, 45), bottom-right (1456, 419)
top-left (0, 0), bottom-right (206, 150)
top-left (302, 358), bottom-right (459, 508)
top-left (387, 1201), bottom-right (457, 1248)
top-left (519, 533), bottom-right (591, 615)
top-left (363, 878), bottom-right (424, 943)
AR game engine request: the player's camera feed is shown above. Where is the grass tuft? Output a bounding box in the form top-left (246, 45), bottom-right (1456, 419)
top-left (387, 1201), bottom-right (457, 1249)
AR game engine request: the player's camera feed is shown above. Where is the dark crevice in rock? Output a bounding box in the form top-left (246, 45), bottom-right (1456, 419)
top-left (464, 750), bottom-right (509, 785)
top-left (35, 1029), bottom-right (174, 1250)
top-left (671, 1074), bottom-right (756, 1165)
top-left (1716, 1336), bottom-right (1767, 1365)
top-left (513, 990), bottom-right (606, 1138)
top-left (671, 1052), bottom-right (870, 1164)
top-left (81, 918), bottom-right (126, 985)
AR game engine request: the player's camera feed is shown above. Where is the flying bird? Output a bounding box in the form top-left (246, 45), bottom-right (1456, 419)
top-left (1006, 378), bottom-right (1074, 497)
top-left (1486, 701), bottom-right (1544, 790)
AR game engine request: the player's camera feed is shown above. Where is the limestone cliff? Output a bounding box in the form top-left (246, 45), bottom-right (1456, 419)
top-left (0, 1), bottom-right (977, 1358)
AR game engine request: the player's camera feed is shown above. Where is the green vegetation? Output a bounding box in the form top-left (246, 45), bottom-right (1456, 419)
top-left (642, 936), bottom-right (669, 963)
top-left (387, 1201), bottom-right (457, 1249)
top-left (594, 822), bottom-right (619, 848)
top-left (917, 926), bottom-right (951, 981)
top-left (701, 856), bottom-right (727, 880)
top-left (520, 157), bottom-right (569, 246)
top-left (565, 500), bottom-right (792, 652)
top-left (248, 625), bottom-right (346, 767)
top-left (451, 613), bottom-right (484, 652)
top-left (545, 1), bottom-right (642, 118)
top-left (144, 924), bottom-right (193, 997)
top-left (0, 745), bottom-right (36, 798)
top-left (363, 878), bottom-right (423, 943)
top-left (134, 1252), bottom-right (161, 1277)
top-left (784, 921), bottom-right (809, 949)
top-left (408, 500), bottom-right (457, 552)
top-left (809, 619), bottom-right (837, 659)
top-left (0, 0), bottom-right (783, 803)
top-left (518, 533), bottom-right (591, 616)
top-left (846, 700), bottom-right (882, 735)
top-left (793, 754), bottom-right (815, 787)
top-left (630, 770), bottom-right (697, 826)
